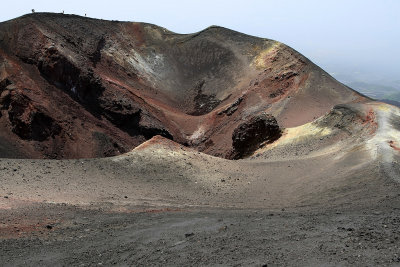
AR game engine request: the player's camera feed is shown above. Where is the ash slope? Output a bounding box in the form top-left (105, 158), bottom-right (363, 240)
top-left (2, 100), bottom-right (400, 211)
top-left (0, 13), bottom-right (399, 209)
top-left (0, 12), bottom-right (363, 159)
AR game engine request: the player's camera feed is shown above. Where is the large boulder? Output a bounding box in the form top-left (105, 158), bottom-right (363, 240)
top-left (231, 113), bottom-right (281, 159)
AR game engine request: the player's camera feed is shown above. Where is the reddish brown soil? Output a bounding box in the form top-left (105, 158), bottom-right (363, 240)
top-left (389, 140), bottom-right (400, 151)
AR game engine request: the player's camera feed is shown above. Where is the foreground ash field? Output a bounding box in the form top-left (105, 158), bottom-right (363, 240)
top-left (0, 13), bottom-right (400, 265)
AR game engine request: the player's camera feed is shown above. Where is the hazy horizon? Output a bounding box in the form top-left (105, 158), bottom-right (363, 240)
top-left (1, 0), bottom-right (399, 88)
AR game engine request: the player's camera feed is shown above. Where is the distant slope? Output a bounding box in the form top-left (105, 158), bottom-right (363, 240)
top-left (381, 99), bottom-right (400, 107)
top-left (347, 81), bottom-right (400, 101)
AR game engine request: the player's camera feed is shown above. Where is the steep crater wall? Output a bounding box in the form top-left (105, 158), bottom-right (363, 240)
top-left (0, 13), bottom-right (364, 159)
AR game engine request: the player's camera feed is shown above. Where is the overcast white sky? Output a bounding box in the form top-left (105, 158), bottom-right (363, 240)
top-left (1, 0), bottom-right (399, 86)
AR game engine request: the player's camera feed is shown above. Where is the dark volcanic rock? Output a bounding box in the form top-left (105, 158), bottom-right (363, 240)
top-left (7, 94), bottom-right (61, 141)
top-left (189, 80), bottom-right (222, 116)
top-left (230, 113), bottom-right (281, 159)
top-left (218, 97), bottom-right (243, 116)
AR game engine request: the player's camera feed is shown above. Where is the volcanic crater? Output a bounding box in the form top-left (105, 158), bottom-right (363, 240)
top-left (0, 12), bottom-right (364, 160)
top-left (1, 13), bottom-right (400, 266)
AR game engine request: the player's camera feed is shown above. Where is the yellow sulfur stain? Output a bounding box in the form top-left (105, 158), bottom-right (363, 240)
top-left (252, 41), bottom-right (281, 69)
top-left (258, 122), bottom-right (332, 152)
top-left (375, 104), bottom-right (391, 112)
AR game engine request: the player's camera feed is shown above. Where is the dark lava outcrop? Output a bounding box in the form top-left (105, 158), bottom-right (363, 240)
top-left (231, 113), bottom-right (281, 159)
top-left (0, 13), bottom-right (365, 159)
